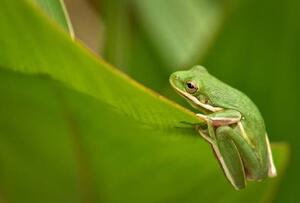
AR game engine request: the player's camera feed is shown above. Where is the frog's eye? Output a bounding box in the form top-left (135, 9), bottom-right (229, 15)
top-left (185, 81), bottom-right (198, 94)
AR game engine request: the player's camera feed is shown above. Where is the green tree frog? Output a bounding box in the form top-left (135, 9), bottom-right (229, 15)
top-left (169, 65), bottom-right (276, 190)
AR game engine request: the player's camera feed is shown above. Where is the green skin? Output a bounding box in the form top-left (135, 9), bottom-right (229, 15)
top-left (169, 65), bottom-right (276, 190)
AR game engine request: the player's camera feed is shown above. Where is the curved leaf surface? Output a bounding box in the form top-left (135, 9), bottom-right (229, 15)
top-left (0, 68), bottom-right (289, 203)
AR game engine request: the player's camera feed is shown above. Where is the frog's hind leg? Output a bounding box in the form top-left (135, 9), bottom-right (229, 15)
top-left (216, 125), bottom-right (262, 181)
top-left (265, 134), bottom-right (277, 177)
top-left (213, 126), bottom-right (246, 190)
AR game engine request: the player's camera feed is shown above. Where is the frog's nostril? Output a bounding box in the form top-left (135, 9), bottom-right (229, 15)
top-left (171, 74), bottom-right (177, 79)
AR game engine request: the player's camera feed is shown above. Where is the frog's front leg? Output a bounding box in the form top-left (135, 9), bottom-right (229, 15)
top-left (196, 109), bottom-right (241, 142)
top-left (196, 109), bottom-right (242, 126)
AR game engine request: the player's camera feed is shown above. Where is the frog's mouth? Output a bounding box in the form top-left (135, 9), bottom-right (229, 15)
top-left (171, 83), bottom-right (223, 113)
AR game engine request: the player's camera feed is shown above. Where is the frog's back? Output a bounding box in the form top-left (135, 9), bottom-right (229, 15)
top-left (203, 75), bottom-right (266, 138)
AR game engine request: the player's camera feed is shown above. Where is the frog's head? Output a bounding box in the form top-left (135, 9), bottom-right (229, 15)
top-left (169, 65), bottom-right (223, 113)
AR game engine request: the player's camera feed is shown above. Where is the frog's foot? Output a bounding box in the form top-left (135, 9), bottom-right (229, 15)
top-left (179, 121), bottom-right (198, 127)
top-left (198, 128), bottom-right (214, 144)
top-left (196, 113), bottom-right (209, 122)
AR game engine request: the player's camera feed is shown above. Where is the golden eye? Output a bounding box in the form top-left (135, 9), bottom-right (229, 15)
top-left (185, 81), bottom-right (198, 94)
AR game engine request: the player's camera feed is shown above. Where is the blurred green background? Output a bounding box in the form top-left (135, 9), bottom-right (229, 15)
top-left (90, 0), bottom-right (298, 202)
top-left (0, 0), bottom-right (298, 202)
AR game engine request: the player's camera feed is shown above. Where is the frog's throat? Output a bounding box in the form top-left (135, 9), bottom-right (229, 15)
top-left (172, 85), bottom-right (223, 112)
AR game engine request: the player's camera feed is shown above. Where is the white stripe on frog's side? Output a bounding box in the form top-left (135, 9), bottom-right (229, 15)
top-left (171, 85), bottom-right (223, 113)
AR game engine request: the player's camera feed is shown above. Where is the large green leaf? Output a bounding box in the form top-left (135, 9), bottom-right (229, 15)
top-left (0, 0), bottom-right (196, 128)
top-left (0, 0), bottom-right (289, 202)
top-left (0, 69), bottom-right (288, 203)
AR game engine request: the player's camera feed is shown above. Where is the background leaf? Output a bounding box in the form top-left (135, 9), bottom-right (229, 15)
top-left (132, 0), bottom-right (223, 68)
top-left (98, 0), bottom-right (225, 92)
top-left (28, 0), bottom-right (74, 38)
